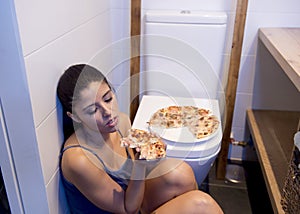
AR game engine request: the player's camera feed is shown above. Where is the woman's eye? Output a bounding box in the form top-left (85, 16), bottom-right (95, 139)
top-left (104, 97), bottom-right (113, 103)
top-left (87, 108), bottom-right (98, 115)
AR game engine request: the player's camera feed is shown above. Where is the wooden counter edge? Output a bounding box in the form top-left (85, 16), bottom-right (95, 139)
top-left (246, 109), bottom-right (284, 214)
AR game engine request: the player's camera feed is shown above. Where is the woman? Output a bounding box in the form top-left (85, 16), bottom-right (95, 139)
top-left (57, 64), bottom-right (223, 214)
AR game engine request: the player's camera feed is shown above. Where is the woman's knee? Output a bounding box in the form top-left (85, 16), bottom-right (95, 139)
top-left (163, 161), bottom-right (196, 189)
top-left (150, 190), bottom-right (223, 214)
top-left (189, 190), bottom-right (223, 214)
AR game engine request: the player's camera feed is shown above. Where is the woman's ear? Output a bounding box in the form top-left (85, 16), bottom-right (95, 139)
top-left (66, 111), bottom-right (81, 123)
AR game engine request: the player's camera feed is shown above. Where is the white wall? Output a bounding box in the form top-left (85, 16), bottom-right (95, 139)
top-left (9, 0), bottom-right (131, 213)
top-left (110, 0), bottom-right (131, 114)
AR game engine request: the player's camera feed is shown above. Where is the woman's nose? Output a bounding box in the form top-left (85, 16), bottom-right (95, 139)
top-left (102, 105), bottom-right (111, 117)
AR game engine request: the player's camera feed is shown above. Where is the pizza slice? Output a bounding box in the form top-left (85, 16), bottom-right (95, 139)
top-left (120, 129), bottom-right (166, 160)
top-left (182, 106), bottom-right (211, 126)
top-left (188, 115), bottom-right (219, 139)
top-left (148, 106), bottom-right (184, 128)
top-left (148, 108), bottom-right (169, 127)
top-left (139, 140), bottom-right (166, 160)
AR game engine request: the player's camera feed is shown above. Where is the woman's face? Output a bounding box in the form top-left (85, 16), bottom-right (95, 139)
top-left (72, 81), bottom-right (120, 134)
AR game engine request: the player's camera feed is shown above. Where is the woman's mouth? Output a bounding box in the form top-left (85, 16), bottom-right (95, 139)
top-left (106, 117), bottom-right (118, 128)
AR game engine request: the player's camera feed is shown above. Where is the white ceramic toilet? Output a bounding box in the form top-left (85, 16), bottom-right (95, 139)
top-left (133, 10), bottom-right (228, 185)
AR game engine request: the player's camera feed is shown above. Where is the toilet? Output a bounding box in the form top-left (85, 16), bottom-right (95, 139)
top-left (133, 10), bottom-right (228, 185)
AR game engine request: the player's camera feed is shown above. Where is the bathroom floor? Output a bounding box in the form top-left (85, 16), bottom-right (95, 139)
top-left (199, 160), bottom-right (274, 214)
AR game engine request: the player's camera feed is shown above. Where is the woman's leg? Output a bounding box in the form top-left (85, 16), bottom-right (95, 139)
top-left (142, 160), bottom-right (198, 213)
top-left (152, 190), bottom-right (223, 214)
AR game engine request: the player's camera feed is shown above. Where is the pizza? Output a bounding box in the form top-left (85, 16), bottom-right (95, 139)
top-left (120, 129), bottom-right (166, 160)
top-left (148, 106), bottom-right (219, 139)
top-left (188, 115), bottom-right (219, 139)
top-left (148, 105), bottom-right (183, 128)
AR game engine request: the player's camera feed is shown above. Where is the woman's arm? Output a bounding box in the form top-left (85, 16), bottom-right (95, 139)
top-left (124, 161), bottom-right (147, 213)
top-left (62, 147), bottom-right (147, 214)
top-left (118, 112), bottom-right (148, 213)
top-left (62, 148), bottom-right (126, 212)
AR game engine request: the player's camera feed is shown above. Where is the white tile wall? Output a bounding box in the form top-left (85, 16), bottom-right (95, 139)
top-left (25, 11), bottom-right (112, 127)
top-left (242, 12), bottom-right (300, 56)
top-left (109, 1), bottom-right (130, 121)
top-left (110, 8), bottom-right (131, 42)
top-left (36, 107), bottom-right (63, 185)
top-left (110, 0), bottom-right (130, 9)
top-left (247, 0), bottom-right (300, 13)
top-left (14, 0), bottom-right (110, 55)
top-left (232, 93), bottom-right (253, 129)
top-left (236, 56), bottom-right (256, 94)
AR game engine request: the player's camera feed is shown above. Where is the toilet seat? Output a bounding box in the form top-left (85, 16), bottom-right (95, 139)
top-left (132, 95), bottom-right (222, 158)
top-left (165, 127), bottom-right (222, 158)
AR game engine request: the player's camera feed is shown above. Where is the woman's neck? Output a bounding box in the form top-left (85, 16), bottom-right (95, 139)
top-left (79, 127), bottom-right (118, 148)
top-left (79, 127), bottom-right (127, 168)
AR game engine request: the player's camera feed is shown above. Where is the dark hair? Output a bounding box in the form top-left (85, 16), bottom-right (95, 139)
top-left (57, 64), bottom-right (111, 113)
top-left (57, 64), bottom-right (111, 139)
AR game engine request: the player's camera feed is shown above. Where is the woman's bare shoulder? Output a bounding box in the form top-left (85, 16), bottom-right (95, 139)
top-left (61, 146), bottom-right (107, 187)
top-left (62, 133), bottom-right (103, 175)
top-left (62, 143), bottom-right (90, 170)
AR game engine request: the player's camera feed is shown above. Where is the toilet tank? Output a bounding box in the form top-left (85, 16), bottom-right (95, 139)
top-left (141, 10), bottom-right (228, 99)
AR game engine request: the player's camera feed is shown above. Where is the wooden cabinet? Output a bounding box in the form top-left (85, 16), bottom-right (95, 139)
top-left (247, 28), bottom-right (300, 214)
